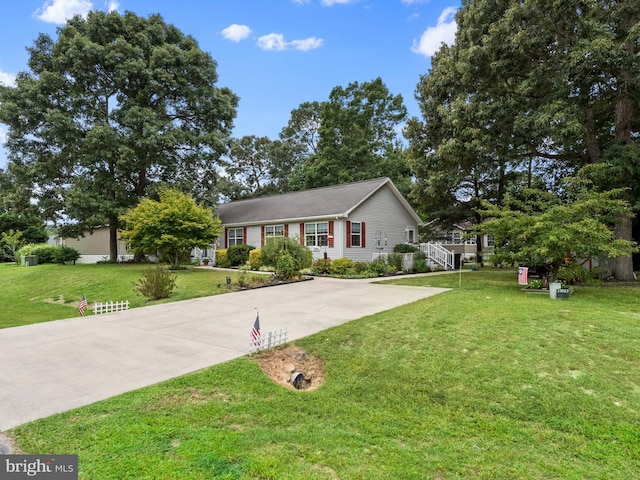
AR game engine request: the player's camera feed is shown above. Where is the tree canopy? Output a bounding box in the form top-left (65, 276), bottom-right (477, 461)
top-left (406, 0), bottom-right (640, 279)
top-left (0, 10), bottom-right (238, 261)
top-left (120, 188), bottom-right (221, 269)
top-left (477, 177), bottom-right (637, 281)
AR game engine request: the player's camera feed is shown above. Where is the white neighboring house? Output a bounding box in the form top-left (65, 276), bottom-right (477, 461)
top-left (432, 223), bottom-right (495, 260)
top-left (217, 177), bottom-right (424, 262)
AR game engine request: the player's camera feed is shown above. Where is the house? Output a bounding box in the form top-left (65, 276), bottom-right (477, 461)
top-left (217, 177), bottom-right (423, 262)
top-left (432, 223), bottom-right (495, 260)
top-left (56, 226), bottom-right (132, 264)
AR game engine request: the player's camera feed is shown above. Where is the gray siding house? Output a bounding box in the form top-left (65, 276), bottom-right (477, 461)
top-left (217, 178), bottom-right (423, 262)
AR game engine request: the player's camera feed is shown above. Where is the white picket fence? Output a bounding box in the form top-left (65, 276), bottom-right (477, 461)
top-left (94, 300), bottom-right (130, 315)
top-left (249, 327), bottom-right (289, 356)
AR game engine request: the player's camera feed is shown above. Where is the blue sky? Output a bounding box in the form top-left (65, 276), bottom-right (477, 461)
top-left (0, 0), bottom-right (460, 168)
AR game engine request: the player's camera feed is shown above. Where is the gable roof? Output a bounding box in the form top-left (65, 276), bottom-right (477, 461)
top-left (217, 177), bottom-right (423, 226)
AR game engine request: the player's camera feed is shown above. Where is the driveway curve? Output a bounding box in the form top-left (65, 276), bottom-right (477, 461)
top-left (0, 275), bottom-right (449, 431)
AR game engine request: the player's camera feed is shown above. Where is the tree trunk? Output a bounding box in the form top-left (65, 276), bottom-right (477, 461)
top-left (109, 221), bottom-right (118, 262)
top-left (613, 214), bottom-right (635, 281)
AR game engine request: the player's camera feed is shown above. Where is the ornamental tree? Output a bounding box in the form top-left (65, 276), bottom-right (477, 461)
top-left (120, 189), bottom-right (222, 269)
top-left (476, 177), bottom-right (637, 281)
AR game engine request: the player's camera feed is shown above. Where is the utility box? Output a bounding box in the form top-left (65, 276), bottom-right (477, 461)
top-left (23, 255), bottom-right (38, 267)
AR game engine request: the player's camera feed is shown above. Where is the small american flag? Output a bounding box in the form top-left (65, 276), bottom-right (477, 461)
top-left (518, 267), bottom-right (529, 285)
top-left (79, 294), bottom-right (87, 316)
top-left (250, 313), bottom-right (261, 347)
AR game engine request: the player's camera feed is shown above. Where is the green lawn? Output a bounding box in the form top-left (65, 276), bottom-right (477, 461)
top-left (0, 263), bottom-right (255, 329)
top-left (7, 269), bottom-right (640, 479)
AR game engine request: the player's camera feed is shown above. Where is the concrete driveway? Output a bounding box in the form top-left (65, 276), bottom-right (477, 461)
top-left (0, 275), bottom-right (449, 431)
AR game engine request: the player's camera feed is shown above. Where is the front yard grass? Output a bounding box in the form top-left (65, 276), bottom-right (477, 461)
top-left (8, 269), bottom-right (640, 479)
top-left (0, 263), bottom-right (253, 329)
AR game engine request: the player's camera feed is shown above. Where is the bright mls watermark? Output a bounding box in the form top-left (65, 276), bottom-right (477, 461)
top-left (1, 455), bottom-right (78, 479)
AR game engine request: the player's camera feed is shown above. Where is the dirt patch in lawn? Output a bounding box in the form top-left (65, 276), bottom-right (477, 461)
top-left (256, 345), bottom-right (325, 391)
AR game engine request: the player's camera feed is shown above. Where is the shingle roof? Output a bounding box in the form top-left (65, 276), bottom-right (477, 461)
top-left (218, 177), bottom-right (411, 226)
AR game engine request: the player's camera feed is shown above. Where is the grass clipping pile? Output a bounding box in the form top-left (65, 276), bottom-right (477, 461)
top-left (256, 345), bottom-right (324, 391)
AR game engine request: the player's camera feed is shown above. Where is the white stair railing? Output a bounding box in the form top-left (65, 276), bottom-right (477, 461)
top-left (420, 243), bottom-right (455, 270)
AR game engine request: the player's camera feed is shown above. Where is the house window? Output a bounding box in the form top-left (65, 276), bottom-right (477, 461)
top-left (305, 222), bottom-right (328, 247)
top-left (350, 222), bottom-right (362, 247)
top-left (465, 235), bottom-right (476, 245)
top-left (406, 226), bottom-right (415, 244)
top-left (228, 228), bottom-right (244, 246)
top-left (486, 235), bottom-right (495, 247)
top-left (265, 225), bottom-right (284, 239)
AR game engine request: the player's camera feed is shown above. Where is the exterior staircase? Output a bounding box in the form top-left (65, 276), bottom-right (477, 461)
top-left (420, 242), bottom-right (455, 270)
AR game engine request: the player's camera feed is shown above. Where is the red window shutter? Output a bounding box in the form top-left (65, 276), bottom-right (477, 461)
top-left (261, 226), bottom-right (265, 247)
top-left (224, 228), bottom-right (228, 248)
top-left (328, 221), bottom-right (334, 248)
top-left (300, 223), bottom-right (304, 242)
top-left (243, 227), bottom-right (247, 245)
top-left (361, 222), bottom-right (366, 248)
top-left (346, 221), bottom-right (351, 248)
top-left (284, 224), bottom-right (289, 238)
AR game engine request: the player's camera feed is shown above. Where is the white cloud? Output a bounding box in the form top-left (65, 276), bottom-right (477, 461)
top-left (257, 33), bottom-right (322, 52)
top-left (106, 0), bottom-right (118, 12)
top-left (401, 0), bottom-right (428, 4)
top-left (257, 33), bottom-right (288, 51)
top-left (0, 70), bottom-right (16, 87)
top-left (34, 0), bottom-right (93, 24)
top-left (221, 24), bottom-right (252, 42)
top-left (290, 37), bottom-right (324, 51)
top-left (411, 7), bottom-right (457, 57)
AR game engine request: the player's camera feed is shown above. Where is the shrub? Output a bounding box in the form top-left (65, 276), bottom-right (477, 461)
top-left (275, 251), bottom-right (296, 280)
top-left (393, 243), bottom-right (419, 253)
top-left (413, 258), bottom-right (431, 273)
top-left (557, 262), bottom-right (589, 285)
top-left (17, 243), bottom-right (59, 264)
top-left (136, 266), bottom-right (177, 300)
top-left (387, 252), bottom-right (404, 272)
top-left (215, 249), bottom-right (230, 268)
top-left (249, 249), bottom-right (262, 270)
top-left (330, 257), bottom-right (354, 275)
top-left (351, 261), bottom-right (369, 274)
top-left (53, 246), bottom-right (81, 264)
top-left (311, 258), bottom-right (332, 275)
top-left (261, 236), bottom-right (312, 271)
top-left (366, 258), bottom-right (388, 277)
top-left (227, 244), bottom-right (255, 266)
top-left (414, 250), bottom-right (426, 262)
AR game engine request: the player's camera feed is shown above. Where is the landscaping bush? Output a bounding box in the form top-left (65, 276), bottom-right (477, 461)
top-left (17, 243), bottom-right (59, 264)
top-left (393, 243), bottom-right (419, 253)
top-left (366, 257), bottom-right (388, 276)
top-left (387, 252), bottom-right (405, 272)
top-left (557, 262), bottom-right (589, 285)
top-left (275, 251), bottom-right (296, 280)
top-left (311, 258), bottom-right (332, 275)
top-left (53, 246), bottom-right (81, 264)
top-left (249, 249), bottom-right (262, 270)
top-left (261, 236), bottom-right (312, 271)
top-left (330, 257), bottom-right (353, 276)
top-left (351, 261), bottom-right (369, 274)
top-left (413, 258), bottom-right (431, 273)
top-left (227, 244), bottom-right (255, 266)
top-left (136, 266), bottom-right (177, 300)
top-left (215, 249), bottom-right (230, 268)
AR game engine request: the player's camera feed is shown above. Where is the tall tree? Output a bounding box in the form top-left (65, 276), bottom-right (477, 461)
top-left (297, 77), bottom-right (410, 189)
top-left (407, 1), bottom-right (639, 279)
top-left (0, 10), bottom-right (237, 261)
